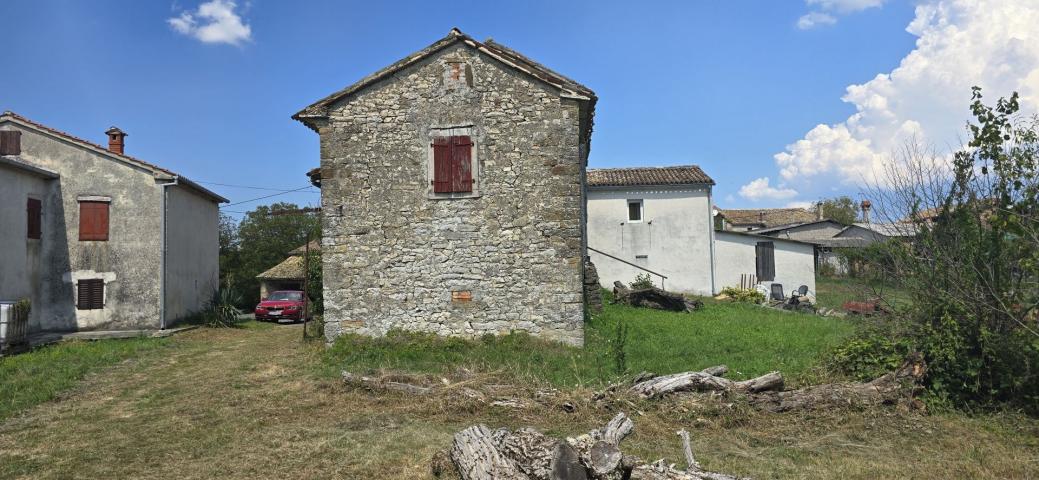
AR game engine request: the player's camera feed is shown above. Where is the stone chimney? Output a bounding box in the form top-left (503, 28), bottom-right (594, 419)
top-left (816, 201), bottom-right (824, 221)
top-left (105, 127), bottom-right (127, 155)
top-left (861, 199), bottom-right (872, 223)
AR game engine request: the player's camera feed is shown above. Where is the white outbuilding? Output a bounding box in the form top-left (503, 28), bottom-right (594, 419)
top-left (586, 166), bottom-right (816, 299)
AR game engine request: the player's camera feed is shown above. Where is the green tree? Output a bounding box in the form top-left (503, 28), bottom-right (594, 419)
top-left (222, 203), bottom-right (320, 308)
top-left (820, 196), bottom-right (858, 225)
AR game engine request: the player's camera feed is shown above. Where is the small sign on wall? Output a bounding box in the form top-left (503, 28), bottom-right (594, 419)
top-left (451, 290), bottom-right (473, 302)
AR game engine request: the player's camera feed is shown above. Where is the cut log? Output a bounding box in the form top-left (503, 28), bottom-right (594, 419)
top-left (450, 425), bottom-right (528, 480)
top-left (342, 371), bottom-right (432, 395)
top-left (630, 370), bottom-right (783, 399)
top-left (499, 428), bottom-right (558, 480)
top-left (750, 353), bottom-right (927, 412)
top-left (550, 442), bottom-right (588, 480)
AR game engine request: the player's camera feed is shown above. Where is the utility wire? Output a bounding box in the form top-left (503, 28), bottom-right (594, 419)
top-left (195, 180), bottom-right (320, 193)
top-left (221, 185), bottom-right (315, 207)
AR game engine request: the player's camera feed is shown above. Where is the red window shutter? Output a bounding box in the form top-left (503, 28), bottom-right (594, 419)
top-left (432, 137), bottom-right (451, 193)
top-left (0, 130), bottom-right (21, 156)
top-left (79, 201), bottom-right (110, 241)
top-left (451, 136), bottom-right (473, 193)
top-left (27, 198), bottom-right (42, 239)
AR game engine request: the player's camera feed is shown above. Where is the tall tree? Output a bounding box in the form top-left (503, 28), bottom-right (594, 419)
top-left (820, 196), bottom-right (858, 225)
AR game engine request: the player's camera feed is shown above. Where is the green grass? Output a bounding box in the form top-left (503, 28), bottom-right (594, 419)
top-left (815, 276), bottom-right (911, 311)
top-left (322, 295), bottom-right (855, 387)
top-left (0, 337), bottom-right (168, 422)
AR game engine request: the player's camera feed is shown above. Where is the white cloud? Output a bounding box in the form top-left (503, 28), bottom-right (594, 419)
top-left (799, 0), bottom-right (886, 29)
top-left (785, 200), bottom-right (815, 209)
top-left (771, 0), bottom-right (1039, 198)
top-left (168, 0), bottom-right (251, 46)
top-left (738, 177), bottom-right (799, 201)
top-left (798, 12), bottom-right (837, 30)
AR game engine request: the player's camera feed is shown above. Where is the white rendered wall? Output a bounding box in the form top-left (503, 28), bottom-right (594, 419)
top-left (713, 231), bottom-right (816, 297)
top-left (586, 186), bottom-right (714, 295)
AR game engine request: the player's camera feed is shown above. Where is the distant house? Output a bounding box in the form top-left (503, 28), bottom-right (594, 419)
top-left (586, 166), bottom-right (816, 297)
top-left (293, 29), bottom-right (595, 346)
top-left (0, 112), bottom-right (226, 333)
top-left (256, 241), bottom-right (319, 299)
top-left (715, 207), bottom-right (819, 231)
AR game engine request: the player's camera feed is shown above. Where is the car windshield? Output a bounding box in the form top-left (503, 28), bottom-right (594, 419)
top-left (267, 291), bottom-right (302, 301)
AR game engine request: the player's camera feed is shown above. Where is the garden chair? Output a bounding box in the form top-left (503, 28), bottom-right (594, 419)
top-left (770, 283), bottom-right (786, 302)
top-left (796, 285), bottom-right (809, 296)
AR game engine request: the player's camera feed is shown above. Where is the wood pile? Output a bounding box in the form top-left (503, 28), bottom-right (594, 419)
top-left (612, 282), bottom-right (704, 312)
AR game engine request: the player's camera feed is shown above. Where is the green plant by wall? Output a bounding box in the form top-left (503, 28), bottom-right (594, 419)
top-left (719, 286), bottom-right (766, 304)
top-left (629, 273), bottom-right (654, 290)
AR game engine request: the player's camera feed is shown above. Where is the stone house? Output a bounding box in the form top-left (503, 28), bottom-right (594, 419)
top-left (293, 29), bottom-right (595, 345)
top-left (586, 166), bottom-right (817, 298)
top-left (0, 112), bottom-right (226, 333)
top-left (255, 241), bottom-right (319, 299)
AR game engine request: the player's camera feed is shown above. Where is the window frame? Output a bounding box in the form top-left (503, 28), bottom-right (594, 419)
top-left (627, 199), bottom-right (644, 223)
top-left (426, 126), bottom-right (480, 199)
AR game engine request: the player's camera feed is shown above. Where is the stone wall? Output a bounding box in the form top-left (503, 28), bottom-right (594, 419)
top-left (318, 43), bottom-right (587, 345)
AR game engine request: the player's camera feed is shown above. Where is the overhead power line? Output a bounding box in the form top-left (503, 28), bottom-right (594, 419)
top-left (195, 180), bottom-right (320, 193)
top-left (221, 185), bottom-right (316, 207)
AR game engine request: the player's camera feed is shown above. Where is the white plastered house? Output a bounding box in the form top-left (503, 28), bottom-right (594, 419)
top-left (586, 166), bottom-right (816, 298)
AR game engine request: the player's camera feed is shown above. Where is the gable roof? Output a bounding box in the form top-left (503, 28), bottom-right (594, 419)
top-left (716, 208), bottom-right (817, 228)
top-left (586, 165), bottom-right (714, 187)
top-left (0, 111), bottom-right (227, 203)
top-left (714, 229), bottom-right (819, 246)
top-left (0, 155), bottom-right (59, 179)
top-left (292, 28), bottom-right (596, 130)
top-left (256, 255), bottom-right (305, 280)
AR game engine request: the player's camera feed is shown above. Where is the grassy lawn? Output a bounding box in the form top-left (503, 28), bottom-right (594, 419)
top-left (815, 276), bottom-right (912, 311)
top-left (0, 319), bottom-right (1035, 479)
top-left (0, 337), bottom-right (169, 422)
top-left (321, 296), bottom-right (855, 388)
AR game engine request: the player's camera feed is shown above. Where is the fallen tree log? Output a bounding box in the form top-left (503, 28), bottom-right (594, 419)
top-left (750, 353), bottom-right (928, 412)
top-left (613, 282), bottom-right (704, 312)
top-left (444, 413), bottom-right (746, 480)
top-left (630, 368), bottom-right (783, 399)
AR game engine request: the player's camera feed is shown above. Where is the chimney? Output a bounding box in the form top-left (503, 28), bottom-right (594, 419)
top-left (105, 127), bottom-right (127, 155)
top-left (0, 130), bottom-right (21, 156)
top-left (861, 199), bottom-right (872, 223)
top-left (816, 201), bottom-right (824, 221)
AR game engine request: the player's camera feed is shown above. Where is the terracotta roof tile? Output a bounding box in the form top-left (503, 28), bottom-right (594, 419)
top-left (586, 165), bottom-right (714, 187)
top-left (717, 208), bottom-right (817, 228)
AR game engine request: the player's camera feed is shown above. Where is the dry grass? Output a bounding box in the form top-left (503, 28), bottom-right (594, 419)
top-left (1, 323), bottom-right (1037, 479)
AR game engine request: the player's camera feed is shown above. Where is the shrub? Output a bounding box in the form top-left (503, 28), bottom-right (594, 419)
top-left (200, 279), bottom-right (242, 328)
top-left (719, 286), bottom-right (765, 304)
top-left (629, 273), bottom-right (654, 290)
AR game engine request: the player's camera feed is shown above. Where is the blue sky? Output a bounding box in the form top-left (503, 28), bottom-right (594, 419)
top-left (7, 1), bottom-right (1033, 216)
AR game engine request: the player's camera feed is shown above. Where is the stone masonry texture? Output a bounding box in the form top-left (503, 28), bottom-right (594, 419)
top-left (311, 41), bottom-right (592, 345)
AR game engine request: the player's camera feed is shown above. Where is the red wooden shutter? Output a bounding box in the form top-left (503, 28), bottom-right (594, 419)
top-left (27, 198), bottom-right (41, 239)
top-left (79, 201), bottom-right (110, 241)
top-left (432, 137), bottom-right (451, 193)
top-left (451, 136), bottom-right (473, 193)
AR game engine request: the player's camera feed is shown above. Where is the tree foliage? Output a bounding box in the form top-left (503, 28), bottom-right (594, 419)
top-left (847, 88), bottom-right (1039, 412)
top-left (820, 195), bottom-right (858, 225)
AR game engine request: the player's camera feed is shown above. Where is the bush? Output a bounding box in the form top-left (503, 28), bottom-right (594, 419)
top-left (719, 286), bottom-right (765, 304)
top-left (629, 273), bottom-right (654, 290)
top-left (199, 279), bottom-right (242, 328)
top-left (829, 321), bottom-right (912, 381)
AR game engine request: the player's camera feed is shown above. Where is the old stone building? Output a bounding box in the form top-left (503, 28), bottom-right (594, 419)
top-left (294, 29), bottom-right (595, 345)
top-left (0, 112), bottom-right (226, 333)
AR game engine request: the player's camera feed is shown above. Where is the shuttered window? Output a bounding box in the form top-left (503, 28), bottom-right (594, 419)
top-left (431, 136), bottom-right (473, 193)
top-left (755, 241), bottom-right (776, 282)
top-left (77, 279), bottom-right (105, 310)
top-left (79, 201), bottom-right (109, 241)
top-left (0, 130), bottom-right (21, 156)
top-left (27, 198), bottom-right (41, 239)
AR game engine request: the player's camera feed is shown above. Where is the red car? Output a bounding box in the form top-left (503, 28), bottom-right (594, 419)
top-left (255, 290), bottom-right (307, 322)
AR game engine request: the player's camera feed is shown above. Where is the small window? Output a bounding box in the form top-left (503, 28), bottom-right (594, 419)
top-left (79, 201), bottom-right (109, 241)
top-left (431, 136), bottom-right (474, 194)
top-left (27, 198), bottom-right (41, 239)
top-left (77, 279), bottom-right (105, 310)
top-left (755, 241), bottom-right (776, 282)
top-left (627, 200), bottom-right (643, 222)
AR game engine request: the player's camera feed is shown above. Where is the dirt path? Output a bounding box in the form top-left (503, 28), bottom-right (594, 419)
top-left (1, 323), bottom-right (1037, 479)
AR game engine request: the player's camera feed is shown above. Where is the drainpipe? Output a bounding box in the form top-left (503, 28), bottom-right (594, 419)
top-left (159, 176), bottom-right (179, 330)
top-left (707, 188), bottom-right (717, 295)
